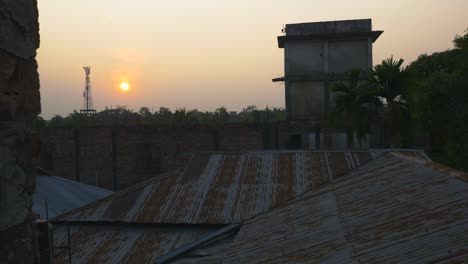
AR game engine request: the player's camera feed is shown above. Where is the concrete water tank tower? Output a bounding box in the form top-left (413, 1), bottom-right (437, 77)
top-left (273, 19), bottom-right (383, 149)
top-left (274, 18), bottom-right (383, 120)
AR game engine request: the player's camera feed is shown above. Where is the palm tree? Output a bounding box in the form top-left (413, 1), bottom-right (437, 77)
top-left (368, 57), bottom-right (413, 147)
top-left (330, 69), bottom-right (372, 149)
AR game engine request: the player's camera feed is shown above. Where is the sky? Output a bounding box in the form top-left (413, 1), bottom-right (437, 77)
top-left (37, 0), bottom-right (468, 119)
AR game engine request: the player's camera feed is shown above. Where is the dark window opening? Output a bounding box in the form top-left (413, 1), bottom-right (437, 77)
top-left (136, 143), bottom-right (161, 174)
top-left (287, 134), bottom-right (302, 149)
top-left (40, 150), bottom-right (54, 172)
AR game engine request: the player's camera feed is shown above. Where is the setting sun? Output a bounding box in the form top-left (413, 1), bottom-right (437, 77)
top-left (120, 82), bottom-right (129, 92)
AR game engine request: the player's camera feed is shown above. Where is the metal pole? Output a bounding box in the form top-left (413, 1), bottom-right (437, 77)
top-left (67, 225), bottom-right (72, 264)
top-left (45, 199), bottom-right (49, 221)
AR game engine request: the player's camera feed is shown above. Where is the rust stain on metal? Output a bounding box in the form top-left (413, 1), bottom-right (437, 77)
top-left (55, 150), bottom-right (426, 225)
top-left (51, 149), bottom-right (468, 263)
top-left (425, 161), bottom-right (468, 183)
top-left (53, 226), bottom-right (215, 264)
top-left (224, 153), bottom-right (468, 263)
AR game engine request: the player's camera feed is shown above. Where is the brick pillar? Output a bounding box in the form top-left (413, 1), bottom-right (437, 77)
top-left (0, 0), bottom-right (41, 263)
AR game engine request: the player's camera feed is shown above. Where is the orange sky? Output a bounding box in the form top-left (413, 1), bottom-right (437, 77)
top-left (37, 0), bottom-right (468, 118)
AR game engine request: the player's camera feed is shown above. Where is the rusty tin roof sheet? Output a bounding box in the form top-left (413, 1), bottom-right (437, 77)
top-left (223, 153), bottom-right (468, 263)
top-left (51, 150), bottom-right (468, 264)
top-left (55, 150), bottom-right (429, 225)
top-left (53, 225), bottom-right (220, 264)
top-left (55, 150), bottom-right (415, 224)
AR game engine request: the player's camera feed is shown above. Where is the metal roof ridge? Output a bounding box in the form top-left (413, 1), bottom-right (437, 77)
top-left (389, 152), bottom-right (468, 183)
top-left (50, 221), bottom-right (229, 230)
top-left (37, 167), bottom-right (54, 175)
top-left (189, 149), bottom-right (412, 155)
top-left (374, 148), bottom-right (427, 152)
top-left (40, 175), bottom-right (114, 194)
top-left (51, 169), bottom-right (182, 221)
top-left (156, 224), bottom-right (242, 264)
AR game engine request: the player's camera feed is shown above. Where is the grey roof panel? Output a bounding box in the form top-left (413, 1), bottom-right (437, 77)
top-left (33, 175), bottom-right (113, 219)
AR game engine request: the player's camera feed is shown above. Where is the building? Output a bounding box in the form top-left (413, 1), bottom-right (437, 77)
top-left (0, 0), bottom-right (41, 262)
top-left (274, 19), bottom-right (383, 149)
top-left (48, 149), bottom-right (468, 263)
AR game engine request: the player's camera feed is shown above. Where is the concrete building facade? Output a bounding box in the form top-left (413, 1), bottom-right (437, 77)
top-left (274, 19), bottom-right (383, 149)
top-left (275, 19), bottom-right (382, 120)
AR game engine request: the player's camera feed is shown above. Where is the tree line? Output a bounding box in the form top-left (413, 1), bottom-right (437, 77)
top-left (330, 29), bottom-right (468, 171)
top-left (33, 105), bottom-right (286, 128)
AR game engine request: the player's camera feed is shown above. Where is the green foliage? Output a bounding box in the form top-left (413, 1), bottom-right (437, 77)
top-left (32, 116), bottom-right (47, 130)
top-left (214, 107), bottom-right (230, 125)
top-left (331, 58), bottom-right (414, 148)
top-left (43, 105), bottom-right (286, 128)
top-left (330, 69), bottom-right (372, 148)
top-left (368, 56), bottom-right (414, 147)
top-left (330, 28), bottom-right (468, 171)
top-left (453, 28), bottom-right (468, 49)
top-left (370, 57), bottom-right (411, 98)
top-left (408, 31), bottom-right (468, 171)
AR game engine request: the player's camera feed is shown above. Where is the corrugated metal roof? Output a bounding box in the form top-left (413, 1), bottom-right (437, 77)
top-left (171, 233), bottom-right (236, 264)
top-left (33, 175), bottom-right (113, 219)
top-left (223, 153), bottom-right (468, 263)
top-left (53, 225), bottom-right (219, 264)
top-left (51, 149), bottom-right (466, 264)
top-left (55, 150), bottom-right (413, 224)
top-left (157, 224), bottom-right (241, 263)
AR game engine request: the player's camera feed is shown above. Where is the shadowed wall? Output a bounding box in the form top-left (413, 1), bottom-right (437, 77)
top-left (0, 0), bottom-right (41, 263)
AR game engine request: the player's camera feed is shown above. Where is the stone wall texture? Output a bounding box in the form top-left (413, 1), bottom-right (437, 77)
top-left (0, 0), bottom-right (40, 263)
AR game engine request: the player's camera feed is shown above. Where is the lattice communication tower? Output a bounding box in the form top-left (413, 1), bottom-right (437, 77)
top-left (80, 66), bottom-right (96, 115)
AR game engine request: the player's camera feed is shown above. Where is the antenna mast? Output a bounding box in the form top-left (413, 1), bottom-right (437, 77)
top-left (80, 66), bottom-right (96, 115)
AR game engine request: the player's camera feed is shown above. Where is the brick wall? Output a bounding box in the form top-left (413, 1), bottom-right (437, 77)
top-left (40, 127), bottom-right (75, 180)
top-left (40, 124), bottom-right (278, 190)
top-left (219, 124), bottom-right (264, 151)
top-left (41, 123), bottom-right (364, 190)
top-left (79, 127), bottom-right (114, 188)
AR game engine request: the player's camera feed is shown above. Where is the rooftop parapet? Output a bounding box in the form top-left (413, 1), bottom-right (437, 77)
top-left (278, 19), bottom-right (382, 48)
top-left (285, 19), bottom-right (372, 36)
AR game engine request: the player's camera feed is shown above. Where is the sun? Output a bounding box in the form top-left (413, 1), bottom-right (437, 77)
top-left (120, 82), bottom-right (130, 92)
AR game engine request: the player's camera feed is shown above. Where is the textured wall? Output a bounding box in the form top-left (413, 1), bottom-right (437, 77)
top-left (281, 20), bottom-right (375, 122)
top-left (328, 39), bottom-right (369, 73)
top-left (40, 125), bottom-right (272, 190)
top-left (288, 81), bottom-right (325, 119)
top-left (285, 40), bottom-right (324, 75)
top-left (0, 0), bottom-right (41, 263)
top-left (283, 37), bottom-right (371, 120)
